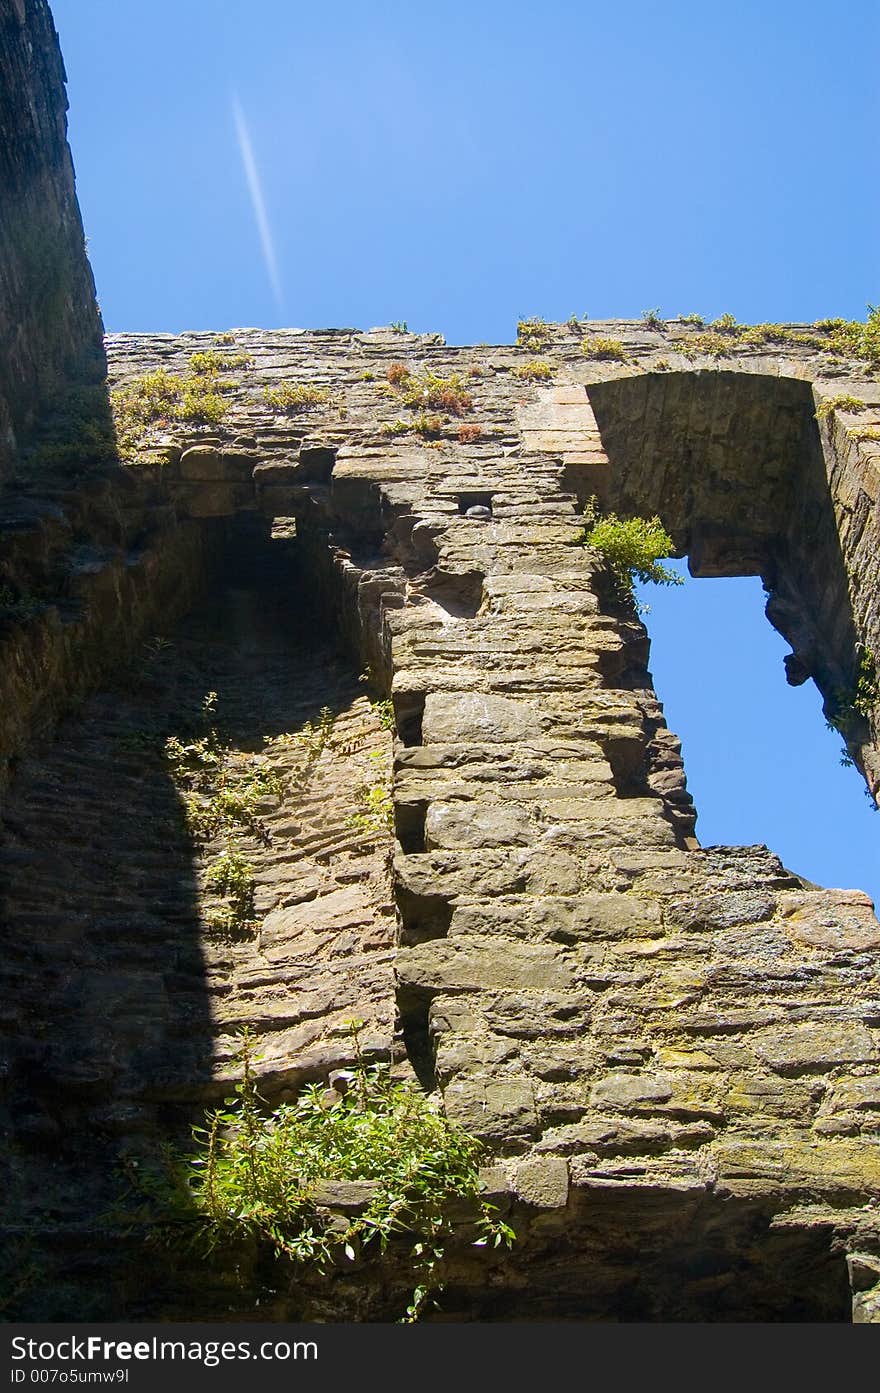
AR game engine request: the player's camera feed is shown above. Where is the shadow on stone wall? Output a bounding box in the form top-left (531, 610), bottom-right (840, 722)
top-left (0, 521), bottom-right (376, 1319)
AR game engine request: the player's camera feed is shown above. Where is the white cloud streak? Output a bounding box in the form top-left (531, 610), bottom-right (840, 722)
top-left (232, 94), bottom-right (284, 312)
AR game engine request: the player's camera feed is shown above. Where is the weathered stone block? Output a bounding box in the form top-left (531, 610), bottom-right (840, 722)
top-left (310, 1180), bottom-right (380, 1212)
top-left (754, 1022), bottom-right (879, 1071)
top-left (424, 800), bottom-right (536, 850)
top-left (396, 940), bottom-right (575, 995)
top-left (512, 1156), bottom-right (569, 1209)
top-left (590, 1073), bottom-right (674, 1110)
top-left (421, 691), bottom-right (543, 744)
top-left (778, 889), bottom-right (880, 951)
top-left (179, 445), bottom-right (223, 480)
top-left (443, 1076), bottom-right (539, 1143)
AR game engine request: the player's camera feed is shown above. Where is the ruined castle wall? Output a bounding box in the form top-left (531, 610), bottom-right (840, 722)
top-left (3, 0), bottom-right (880, 1323)
top-left (5, 324), bottom-right (878, 1318)
top-left (0, 0), bottom-right (104, 479)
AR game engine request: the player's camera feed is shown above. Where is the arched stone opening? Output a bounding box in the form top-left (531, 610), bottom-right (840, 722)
top-left (581, 368), bottom-right (880, 804)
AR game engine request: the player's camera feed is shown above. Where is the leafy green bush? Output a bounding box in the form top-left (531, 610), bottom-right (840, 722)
top-left (180, 1028), bottom-right (513, 1320)
top-left (578, 505), bottom-right (682, 599)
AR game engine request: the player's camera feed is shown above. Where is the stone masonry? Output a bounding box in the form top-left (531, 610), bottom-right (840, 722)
top-left (2, 318), bottom-right (879, 1319)
top-left (2, 0), bottom-right (880, 1323)
top-left (0, 0), bottom-right (104, 481)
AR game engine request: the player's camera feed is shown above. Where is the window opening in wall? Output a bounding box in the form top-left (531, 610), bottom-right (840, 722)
top-left (457, 492), bottom-right (493, 517)
top-left (638, 561), bottom-right (879, 907)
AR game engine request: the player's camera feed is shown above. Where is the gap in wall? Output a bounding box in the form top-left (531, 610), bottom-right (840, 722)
top-left (638, 560), bottom-right (879, 906)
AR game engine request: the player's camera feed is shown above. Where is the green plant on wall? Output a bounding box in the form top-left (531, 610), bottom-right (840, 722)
top-left (815, 306), bottom-right (880, 367)
top-left (166, 1026), bottom-right (513, 1321)
top-left (516, 317), bottom-right (552, 352)
top-left (814, 394), bottom-right (867, 422)
top-left (204, 847), bottom-right (257, 941)
top-left (164, 691), bottom-right (284, 843)
top-left (262, 382), bottom-right (329, 413)
top-left (347, 781), bottom-right (394, 835)
top-left (827, 649), bottom-right (880, 742)
top-left (580, 336), bottom-right (628, 362)
top-left (512, 359), bottom-right (554, 380)
top-left (110, 355), bottom-right (244, 458)
top-left (577, 500), bottom-right (682, 601)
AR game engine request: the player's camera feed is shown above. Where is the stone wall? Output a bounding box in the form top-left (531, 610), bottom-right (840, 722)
top-left (0, 0), bottom-right (104, 480)
top-left (3, 0), bottom-right (880, 1322)
top-left (3, 319), bottom-right (880, 1319)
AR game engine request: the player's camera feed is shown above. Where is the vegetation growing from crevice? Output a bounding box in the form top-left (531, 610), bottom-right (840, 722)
top-left (263, 382), bottom-right (329, 413)
top-left (164, 692), bottom-right (284, 844)
top-left (411, 412), bottom-right (445, 437)
top-left (278, 705), bottom-right (336, 791)
top-left (457, 422), bottom-right (483, 443)
top-left (735, 323), bottom-right (824, 349)
top-left (384, 367), bottom-right (473, 416)
top-left (814, 308), bottom-right (880, 367)
top-left (189, 350), bottom-right (252, 376)
top-left (204, 847), bottom-right (257, 942)
top-left (370, 699), bottom-right (395, 732)
top-left (670, 331), bottom-right (734, 359)
top-left (516, 317), bottom-right (552, 353)
top-left (667, 306), bottom-right (880, 364)
top-left (576, 499), bottom-right (682, 601)
top-left (347, 775), bottom-right (394, 836)
top-left (827, 650), bottom-right (880, 743)
top-left (110, 350), bottom-right (250, 459)
top-left (814, 394), bottom-right (868, 421)
top-left (379, 366), bottom-right (474, 439)
top-left (162, 1026), bottom-right (513, 1322)
top-left (580, 336), bottom-right (628, 362)
top-left (512, 359), bottom-right (554, 380)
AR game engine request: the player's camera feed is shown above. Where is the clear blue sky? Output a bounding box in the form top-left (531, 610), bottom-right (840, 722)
top-left (51, 0), bottom-right (878, 901)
